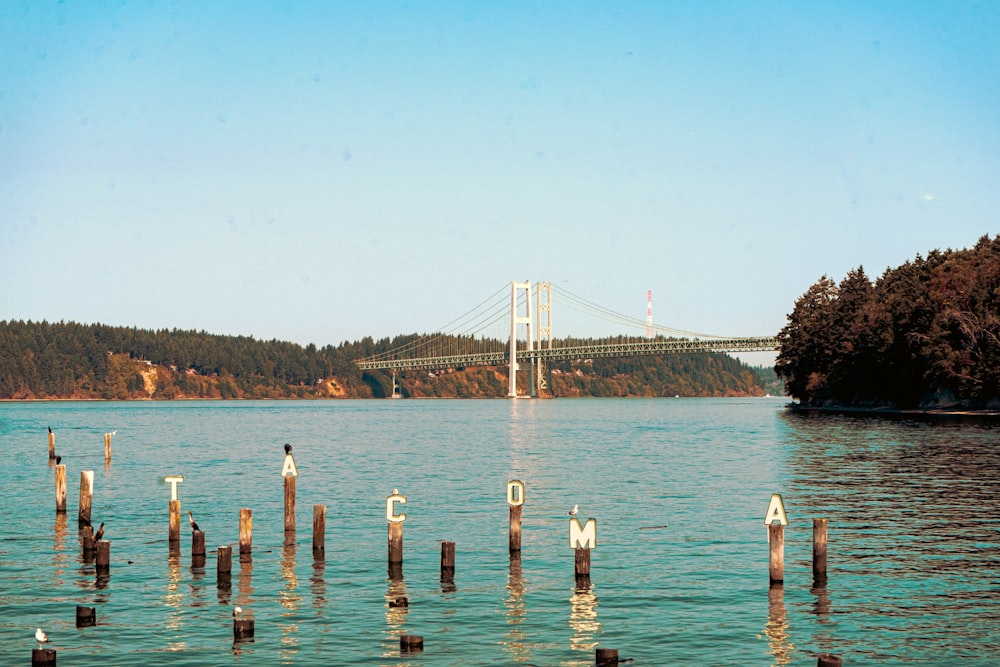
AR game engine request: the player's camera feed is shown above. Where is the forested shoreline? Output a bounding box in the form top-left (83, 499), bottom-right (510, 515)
top-left (0, 321), bottom-right (774, 400)
top-left (776, 235), bottom-right (1000, 411)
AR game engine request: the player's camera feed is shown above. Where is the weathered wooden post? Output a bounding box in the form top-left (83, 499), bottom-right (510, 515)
top-left (569, 516), bottom-right (596, 586)
top-left (440, 540), bottom-right (456, 590)
top-left (239, 508), bottom-right (253, 563)
top-left (54, 464), bottom-right (67, 513)
top-left (96, 540), bottom-right (111, 574)
top-left (165, 476), bottom-right (184, 549)
top-left (217, 544), bottom-right (233, 588)
top-left (400, 634), bottom-right (423, 654)
top-left (817, 654), bottom-right (842, 667)
top-left (813, 518), bottom-right (829, 585)
top-left (48, 426), bottom-right (56, 460)
top-left (81, 525), bottom-right (95, 558)
top-left (596, 647), bottom-right (620, 665)
top-left (31, 647), bottom-right (56, 666)
top-left (104, 432), bottom-right (112, 464)
top-left (281, 445), bottom-right (298, 543)
top-left (508, 479), bottom-right (524, 556)
top-left (387, 489), bottom-right (406, 573)
top-left (764, 493), bottom-right (788, 585)
top-left (78, 470), bottom-right (94, 527)
top-left (76, 605), bottom-right (96, 628)
top-left (233, 609), bottom-right (254, 642)
top-left (192, 530), bottom-right (206, 566)
top-left (312, 504), bottom-right (326, 561)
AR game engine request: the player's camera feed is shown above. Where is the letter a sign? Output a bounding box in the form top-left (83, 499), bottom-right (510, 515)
top-left (763, 493), bottom-right (789, 526)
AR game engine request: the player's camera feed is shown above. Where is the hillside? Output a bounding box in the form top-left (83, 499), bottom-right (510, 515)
top-left (0, 321), bottom-right (772, 400)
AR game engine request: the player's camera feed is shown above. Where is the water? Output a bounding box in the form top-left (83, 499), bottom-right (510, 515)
top-left (0, 398), bottom-right (998, 666)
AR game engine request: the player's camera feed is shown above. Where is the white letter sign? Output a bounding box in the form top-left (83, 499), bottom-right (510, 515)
top-left (386, 490), bottom-right (407, 523)
top-left (569, 517), bottom-right (597, 549)
top-left (164, 475), bottom-right (184, 501)
top-left (764, 493), bottom-right (788, 526)
top-left (507, 479), bottom-right (525, 507)
top-left (281, 453), bottom-right (298, 477)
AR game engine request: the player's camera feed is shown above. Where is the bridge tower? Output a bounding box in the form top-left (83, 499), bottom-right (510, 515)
top-left (508, 280), bottom-right (533, 398)
top-left (535, 282), bottom-right (552, 394)
top-left (646, 289), bottom-right (653, 338)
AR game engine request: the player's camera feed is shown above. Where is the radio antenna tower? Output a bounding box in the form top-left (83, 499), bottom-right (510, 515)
top-left (646, 290), bottom-right (653, 338)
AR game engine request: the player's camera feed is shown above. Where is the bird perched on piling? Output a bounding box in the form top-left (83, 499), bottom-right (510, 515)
top-left (94, 522), bottom-right (105, 541)
top-left (55, 455), bottom-right (62, 465)
top-left (35, 627), bottom-right (50, 648)
top-left (284, 443), bottom-right (292, 455)
top-left (233, 606), bottom-right (243, 619)
top-left (568, 504), bottom-right (579, 516)
top-left (186, 511), bottom-right (200, 532)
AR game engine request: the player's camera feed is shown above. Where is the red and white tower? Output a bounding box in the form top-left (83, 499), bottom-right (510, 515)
top-left (645, 290), bottom-right (653, 338)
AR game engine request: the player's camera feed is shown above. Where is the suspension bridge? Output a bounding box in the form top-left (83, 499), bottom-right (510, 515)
top-left (355, 280), bottom-right (779, 397)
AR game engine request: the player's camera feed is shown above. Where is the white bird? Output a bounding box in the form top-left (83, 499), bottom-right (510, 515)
top-left (233, 606), bottom-right (243, 619)
top-left (35, 628), bottom-right (50, 648)
top-left (568, 504), bottom-right (579, 516)
top-left (392, 488), bottom-right (399, 495)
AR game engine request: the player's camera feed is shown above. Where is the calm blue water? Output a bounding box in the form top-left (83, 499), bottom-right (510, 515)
top-left (0, 398), bottom-right (998, 666)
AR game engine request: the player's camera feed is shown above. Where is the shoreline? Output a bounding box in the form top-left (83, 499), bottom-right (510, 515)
top-left (786, 403), bottom-right (1000, 420)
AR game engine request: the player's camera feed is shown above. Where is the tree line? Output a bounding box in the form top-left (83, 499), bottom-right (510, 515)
top-left (775, 234), bottom-right (1000, 410)
top-left (0, 321), bottom-right (771, 400)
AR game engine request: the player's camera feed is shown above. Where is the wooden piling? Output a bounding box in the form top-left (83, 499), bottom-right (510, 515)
top-left (284, 475), bottom-right (296, 540)
top-left (104, 432), bottom-right (112, 463)
top-left (233, 618), bottom-right (255, 642)
top-left (76, 605), bottom-right (96, 628)
top-left (192, 529), bottom-right (206, 558)
top-left (312, 504), bottom-right (326, 561)
top-left (575, 547), bottom-right (591, 578)
top-left (817, 654), bottom-right (843, 667)
top-left (440, 540), bottom-right (456, 581)
top-left (31, 648), bottom-right (56, 666)
top-left (96, 540), bottom-right (110, 573)
top-left (81, 525), bottom-right (95, 556)
top-left (168, 500), bottom-right (181, 545)
top-left (509, 504), bottom-right (522, 555)
top-left (239, 508), bottom-right (253, 563)
top-left (769, 524), bottom-right (785, 585)
top-left (813, 518), bottom-right (829, 583)
top-left (400, 634), bottom-right (423, 653)
top-left (596, 647), bottom-right (620, 666)
top-left (48, 429), bottom-right (56, 460)
top-left (78, 471), bottom-right (94, 527)
top-left (217, 544), bottom-right (233, 587)
top-left (388, 521), bottom-right (403, 566)
top-left (54, 464), bottom-right (67, 513)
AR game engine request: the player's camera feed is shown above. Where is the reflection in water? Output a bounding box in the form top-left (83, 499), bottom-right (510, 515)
top-left (809, 582), bottom-right (836, 656)
top-left (279, 543), bottom-right (300, 663)
top-left (568, 583), bottom-right (600, 653)
top-left (310, 560), bottom-right (326, 609)
top-left (237, 560), bottom-right (255, 610)
top-left (502, 557), bottom-right (529, 663)
top-left (53, 513), bottom-right (69, 579)
top-left (189, 555), bottom-right (207, 609)
top-left (761, 584), bottom-right (793, 666)
top-left (382, 576), bottom-right (409, 658)
top-left (163, 553), bottom-right (185, 648)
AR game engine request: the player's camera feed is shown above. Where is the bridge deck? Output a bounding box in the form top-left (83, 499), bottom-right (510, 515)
top-left (355, 336), bottom-right (778, 371)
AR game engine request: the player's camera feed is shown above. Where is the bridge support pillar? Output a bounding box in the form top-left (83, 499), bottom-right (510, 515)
top-left (509, 280), bottom-right (533, 398)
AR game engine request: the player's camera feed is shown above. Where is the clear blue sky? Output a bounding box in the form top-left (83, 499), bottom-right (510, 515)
top-left (2, 2), bottom-right (998, 358)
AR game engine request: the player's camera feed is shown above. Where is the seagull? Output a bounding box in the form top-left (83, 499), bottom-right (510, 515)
top-left (94, 522), bottom-right (105, 541)
top-left (35, 627), bottom-right (50, 648)
top-left (186, 511), bottom-right (200, 532)
top-left (284, 443), bottom-right (292, 454)
top-left (392, 488), bottom-right (399, 495)
top-left (568, 504), bottom-right (579, 516)
top-left (233, 606), bottom-right (243, 619)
